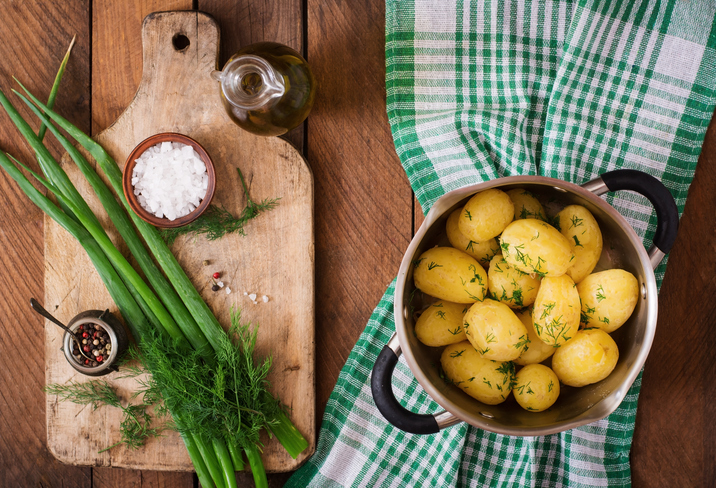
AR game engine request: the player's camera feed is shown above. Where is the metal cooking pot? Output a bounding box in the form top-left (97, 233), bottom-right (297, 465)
top-left (371, 169), bottom-right (678, 436)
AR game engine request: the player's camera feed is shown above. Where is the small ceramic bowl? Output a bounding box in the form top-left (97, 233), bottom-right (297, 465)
top-left (63, 309), bottom-right (129, 377)
top-left (122, 132), bottom-right (216, 228)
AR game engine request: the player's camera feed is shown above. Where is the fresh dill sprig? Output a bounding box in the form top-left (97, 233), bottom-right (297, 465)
top-left (99, 403), bottom-right (162, 453)
top-left (45, 380), bottom-right (121, 410)
top-left (161, 167), bottom-right (280, 245)
top-left (134, 308), bottom-right (284, 453)
top-left (44, 380), bottom-right (162, 452)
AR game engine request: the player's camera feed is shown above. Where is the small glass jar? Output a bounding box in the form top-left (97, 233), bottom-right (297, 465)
top-left (212, 42), bottom-right (316, 137)
top-left (62, 309), bottom-right (129, 377)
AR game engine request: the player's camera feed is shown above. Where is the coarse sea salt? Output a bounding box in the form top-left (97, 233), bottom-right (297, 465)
top-left (132, 141), bottom-right (208, 221)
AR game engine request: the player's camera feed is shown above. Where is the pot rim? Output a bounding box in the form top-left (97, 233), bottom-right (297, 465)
top-left (394, 175), bottom-right (658, 436)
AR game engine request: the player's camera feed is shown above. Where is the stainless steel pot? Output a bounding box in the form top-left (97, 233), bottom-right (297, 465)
top-left (371, 170), bottom-right (679, 436)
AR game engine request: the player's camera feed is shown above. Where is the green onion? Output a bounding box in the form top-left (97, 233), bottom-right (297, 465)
top-left (0, 152), bottom-right (153, 342)
top-left (212, 437), bottom-right (239, 488)
top-left (225, 435), bottom-right (245, 471)
top-left (15, 82), bottom-right (227, 354)
top-left (180, 433), bottom-right (215, 488)
top-left (38, 35), bottom-right (75, 141)
top-left (0, 152), bottom-right (227, 486)
top-left (17, 92), bottom-right (214, 361)
top-left (6, 151), bottom-right (189, 347)
top-left (268, 408), bottom-right (310, 458)
top-left (0, 89), bottom-right (94, 225)
top-left (244, 444), bottom-right (268, 488)
top-left (11, 80), bottom-right (309, 485)
top-left (193, 433), bottom-right (227, 488)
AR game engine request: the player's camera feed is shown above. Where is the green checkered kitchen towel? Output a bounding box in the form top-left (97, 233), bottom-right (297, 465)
top-left (287, 1), bottom-right (716, 486)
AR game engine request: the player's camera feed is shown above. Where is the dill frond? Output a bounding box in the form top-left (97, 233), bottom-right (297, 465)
top-left (160, 167), bottom-right (280, 245)
top-left (45, 380), bottom-right (162, 452)
top-left (45, 380), bottom-right (121, 410)
top-left (134, 308), bottom-right (284, 452)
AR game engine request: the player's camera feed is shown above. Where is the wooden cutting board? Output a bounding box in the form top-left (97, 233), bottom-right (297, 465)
top-left (44, 10), bottom-right (314, 472)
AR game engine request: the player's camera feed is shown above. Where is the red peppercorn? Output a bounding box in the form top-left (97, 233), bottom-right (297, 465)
top-left (82, 332), bottom-right (89, 338)
top-left (83, 345), bottom-right (90, 353)
top-left (79, 325), bottom-right (84, 330)
top-left (96, 356), bottom-right (103, 362)
top-left (84, 359), bottom-right (90, 365)
top-left (213, 272), bottom-right (220, 279)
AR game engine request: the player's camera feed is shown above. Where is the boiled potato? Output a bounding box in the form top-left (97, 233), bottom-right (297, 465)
top-left (499, 219), bottom-right (574, 277)
top-left (532, 274), bottom-right (580, 347)
top-left (446, 208), bottom-right (501, 267)
top-left (577, 269), bottom-right (638, 333)
top-left (488, 254), bottom-right (541, 309)
top-left (464, 299), bottom-right (529, 361)
top-left (513, 364), bottom-right (560, 412)
top-left (555, 205), bottom-right (603, 283)
top-left (552, 329), bottom-right (619, 387)
top-left (514, 307), bottom-right (556, 366)
top-left (415, 301), bottom-right (469, 347)
top-left (441, 341), bottom-right (515, 404)
top-left (458, 189), bottom-right (514, 242)
top-left (507, 188), bottom-right (546, 221)
top-left (413, 247), bottom-right (488, 303)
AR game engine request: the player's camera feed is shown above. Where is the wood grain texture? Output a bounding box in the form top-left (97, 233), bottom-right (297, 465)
top-left (0, 0), bottom-right (713, 485)
top-left (92, 0), bottom-right (192, 135)
top-left (0, 2), bottom-right (91, 487)
top-left (198, 0), bottom-right (305, 150)
top-left (93, 468), bottom-right (195, 488)
top-left (306, 0), bottom-right (413, 419)
top-left (46, 10), bottom-right (314, 473)
top-left (89, 2), bottom-right (197, 485)
top-left (631, 113), bottom-right (716, 488)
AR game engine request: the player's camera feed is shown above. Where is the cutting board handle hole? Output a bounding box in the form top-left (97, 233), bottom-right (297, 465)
top-left (172, 33), bottom-right (190, 52)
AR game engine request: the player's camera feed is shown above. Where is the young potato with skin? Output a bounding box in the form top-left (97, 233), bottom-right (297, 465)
top-left (552, 329), bottom-right (619, 387)
top-left (441, 342), bottom-right (516, 405)
top-left (555, 205), bottom-right (603, 284)
top-left (514, 307), bottom-right (556, 366)
top-left (413, 247), bottom-right (488, 303)
top-left (415, 301), bottom-right (469, 347)
top-left (578, 269), bottom-right (639, 332)
top-left (532, 274), bottom-right (580, 347)
top-left (513, 364), bottom-right (560, 412)
top-left (488, 254), bottom-right (541, 309)
top-left (507, 188), bottom-right (546, 221)
top-left (499, 219), bottom-right (574, 277)
top-left (458, 189), bottom-right (514, 242)
top-left (446, 208), bottom-right (501, 268)
top-left (464, 299), bottom-right (530, 361)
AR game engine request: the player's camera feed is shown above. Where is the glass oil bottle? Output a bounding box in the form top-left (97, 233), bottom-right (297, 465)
top-left (211, 42), bottom-right (316, 137)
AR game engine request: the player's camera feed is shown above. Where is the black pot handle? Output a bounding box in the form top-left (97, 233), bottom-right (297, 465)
top-left (583, 169), bottom-right (679, 268)
top-left (600, 169), bottom-right (679, 254)
top-left (371, 335), bottom-right (458, 435)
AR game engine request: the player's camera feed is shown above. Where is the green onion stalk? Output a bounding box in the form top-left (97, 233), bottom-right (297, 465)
top-left (0, 152), bottom-right (215, 487)
top-left (0, 45), bottom-right (240, 486)
top-left (0, 104), bottom-right (231, 487)
top-left (0, 103), bottom-right (242, 487)
top-left (0, 90), bottom-right (191, 350)
top-left (18, 92), bottom-right (214, 362)
top-left (14, 83), bottom-right (308, 456)
top-left (0, 75), bottom-right (307, 485)
top-left (9, 80), bottom-right (236, 484)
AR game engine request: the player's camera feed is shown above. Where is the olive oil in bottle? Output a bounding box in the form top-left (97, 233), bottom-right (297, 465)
top-left (211, 42), bottom-right (316, 137)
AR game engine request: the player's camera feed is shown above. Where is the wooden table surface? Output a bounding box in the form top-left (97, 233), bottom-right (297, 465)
top-left (0, 1), bottom-right (713, 487)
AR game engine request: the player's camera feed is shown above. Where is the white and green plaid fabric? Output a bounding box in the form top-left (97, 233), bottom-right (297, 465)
top-left (287, 1), bottom-right (716, 486)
